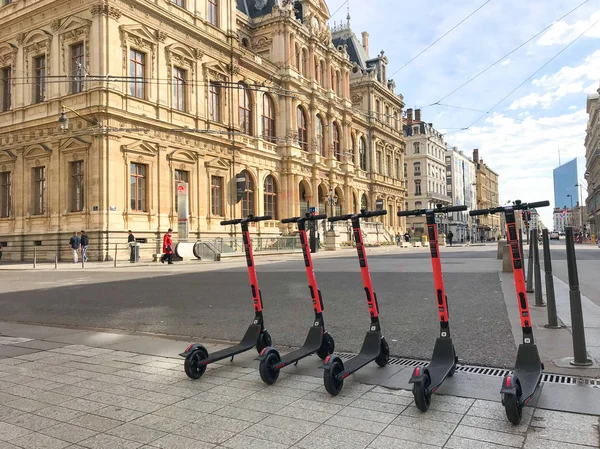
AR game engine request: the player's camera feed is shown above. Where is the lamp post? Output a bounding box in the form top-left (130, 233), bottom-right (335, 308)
top-left (575, 183), bottom-right (584, 230)
top-left (58, 105), bottom-right (101, 131)
top-left (326, 190), bottom-right (337, 232)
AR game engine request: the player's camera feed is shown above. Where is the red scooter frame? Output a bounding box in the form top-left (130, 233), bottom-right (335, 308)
top-left (180, 214), bottom-right (273, 379)
top-left (322, 209), bottom-right (390, 396)
top-left (470, 200), bottom-right (550, 424)
top-left (257, 212), bottom-right (335, 384)
top-left (398, 204), bottom-right (467, 411)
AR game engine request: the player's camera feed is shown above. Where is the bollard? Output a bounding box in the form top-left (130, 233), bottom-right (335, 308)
top-left (81, 253), bottom-right (85, 269)
top-left (55, 249), bottom-right (58, 269)
top-left (542, 229), bottom-right (561, 328)
top-left (33, 247), bottom-right (37, 269)
top-left (526, 230), bottom-right (534, 293)
top-left (565, 227), bottom-right (593, 366)
top-left (519, 229), bottom-right (525, 278)
top-left (114, 244), bottom-right (118, 268)
top-left (533, 230), bottom-right (545, 307)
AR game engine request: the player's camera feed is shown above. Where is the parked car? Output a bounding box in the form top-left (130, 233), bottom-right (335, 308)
top-left (550, 232), bottom-right (560, 240)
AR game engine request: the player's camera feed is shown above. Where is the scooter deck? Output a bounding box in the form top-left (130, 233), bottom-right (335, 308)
top-left (279, 325), bottom-right (323, 367)
top-left (339, 330), bottom-right (381, 377)
top-left (425, 337), bottom-right (455, 391)
top-left (204, 324), bottom-right (262, 364)
top-left (512, 343), bottom-right (543, 402)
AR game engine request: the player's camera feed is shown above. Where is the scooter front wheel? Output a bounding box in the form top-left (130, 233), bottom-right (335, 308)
top-left (184, 347), bottom-right (208, 379)
top-left (375, 337), bottom-right (390, 367)
top-left (503, 392), bottom-right (523, 425)
top-left (259, 351), bottom-right (281, 385)
top-left (324, 358), bottom-right (344, 396)
top-left (317, 333), bottom-right (335, 360)
top-left (256, 330), bottom-right (272, 354)
top-left (413, 373), bottom-right (431, 412)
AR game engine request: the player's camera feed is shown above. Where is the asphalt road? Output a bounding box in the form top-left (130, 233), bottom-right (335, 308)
top-left (0, 248), bottom-right (518, 368)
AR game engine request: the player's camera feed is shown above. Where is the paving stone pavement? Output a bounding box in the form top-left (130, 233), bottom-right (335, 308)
top-left (0, 344), bottom-right (598, 449)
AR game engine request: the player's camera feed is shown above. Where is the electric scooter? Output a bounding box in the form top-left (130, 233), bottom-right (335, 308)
top-left (397, 204), bottom-right (467, 411)
top-left (322, 208), bottom-right (390, 396)
top-left (180, 214), bottom-right (273, 379)
top-left (469, 200), bottom-right (550, 424)
top-left (257, 212), bottom-right (335, 384)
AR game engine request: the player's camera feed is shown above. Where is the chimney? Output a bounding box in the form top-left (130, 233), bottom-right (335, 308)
top-left (406, 108), bottom-right (413, 126)
top-left (473, 149), bottom-right (479, 165)
top-left (361, 31), bottom-right (369, 57)
top-left (415, 109), bottom-right (421, 122)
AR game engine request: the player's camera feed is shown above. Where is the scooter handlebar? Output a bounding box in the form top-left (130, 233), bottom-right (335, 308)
top-left (328, 209), bottom-right (387, 222)
top-left (446, 205), bottom-right (469, 212)
top-left (246, 215), bottom-right (272, 223)
top-left (328, 213), bottom-right (354, 222)
top-left (469, 208), bottom-right (494, 217)
top-left (525, 200), bottom-right (550, 209)
top-left (281, 216), bottom-right (300, 224)
top-left (308, 214), bottom-right (328, 221)
top-left (363, 210), bottom-right (388, 218)
top-left (470, 200), bottom-right (550, 217)
top-left (220, 218), bottom-right (241, 225)
top-left (398, 205), bottom-right (468, 217)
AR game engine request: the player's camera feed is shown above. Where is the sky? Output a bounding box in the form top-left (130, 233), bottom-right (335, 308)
top-left (325, 0), bottom-right (599, 228)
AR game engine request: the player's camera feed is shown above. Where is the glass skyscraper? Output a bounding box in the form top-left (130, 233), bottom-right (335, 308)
top-left (553, 158), bottom-right (579, 209)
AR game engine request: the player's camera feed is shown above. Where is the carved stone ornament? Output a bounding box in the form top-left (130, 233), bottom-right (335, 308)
top-left (51, 19), bottom-right (61, 31)
top-left (90, 1), bottom-right (122, 19)
top-left (252, 36), bottom-right (272, 51)
top-left (158, 31), bottom-right (167, 42)
top-left (16, 33), bottom-right (26, 45)
top-left (351, 94), bottom-right (362, 104)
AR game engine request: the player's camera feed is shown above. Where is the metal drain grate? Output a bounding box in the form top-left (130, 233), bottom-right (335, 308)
top-left (335, 353), bottom-right (599, 387)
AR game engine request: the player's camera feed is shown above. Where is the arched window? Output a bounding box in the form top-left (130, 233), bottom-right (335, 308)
top-left (241, 171), bottom-right (255, 217)
top-left (316, 115), bottom-right (325, 156)
top-left (318, 185), bottom-right (327, 215)
top-left (353, 194), bottom-right (358, 213)
top-left (361, 194), bottom-right (368, 211)
top-left (332, 123), bottom-right (341, 161)
top-left (299, 182), bottom-right (309, 214)
top-left (238, 83), bottom-right (252, 135)
top-left (301, 48), bottom-right (308, 76)
top-left (415, 201), bottom-right (422, 209)
top-left (262, 94), bottom-right (276, 142)
top-left (264, 175), bottom-right (277, 219)
top-left (359, 137), bottom-right (367, 170)
top-left (297, 106), bottom-right (308, 151)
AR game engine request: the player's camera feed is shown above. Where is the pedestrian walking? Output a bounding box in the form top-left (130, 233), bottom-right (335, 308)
top-left (160, 228), bottom-right (174, 264)
top-left (69, 232), bottom-right (80, 263)
top-left (128, 230), bottom-right (136, 263)
top-left (80, 230), bottom-right (89, 262)
top-left (447, 230), bottom-right (454, 246)
top-left (404, 232), bottom-right (410, 243)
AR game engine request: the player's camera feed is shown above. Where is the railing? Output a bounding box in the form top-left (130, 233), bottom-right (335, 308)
top-left (219, 236), bottom-right (303, 254)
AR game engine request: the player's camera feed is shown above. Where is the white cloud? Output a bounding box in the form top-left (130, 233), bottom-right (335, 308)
top-left (508, 50), bottom-right (600, 110)
top-left (537, 9), bottom-right (600, 45)
top-left (569, 105), bottom-right (578, 110)
top-left (500, 58), bottom-right (511, 66)
top-left (450, 110), bottom-right (587, 226)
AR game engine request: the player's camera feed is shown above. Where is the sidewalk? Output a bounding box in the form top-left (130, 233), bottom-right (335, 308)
top-left (0, 323), bottom-right (598, 449)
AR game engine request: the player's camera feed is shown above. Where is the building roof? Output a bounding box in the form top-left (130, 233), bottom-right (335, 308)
top-left (236, 0), bottom-right (278, 19)
top-left (331, 28), bottom-right (369, 70)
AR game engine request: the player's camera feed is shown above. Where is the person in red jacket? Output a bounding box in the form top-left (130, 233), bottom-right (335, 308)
top-left (160, 228), bottom-right (174, 264)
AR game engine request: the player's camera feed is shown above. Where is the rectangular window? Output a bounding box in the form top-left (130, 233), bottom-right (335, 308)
top-left (129, 50), bottom-right (145, 99)
top-left (1, 67), bottom-right (11, 112)
top-left (70, 161), bottom-right (84, 212)
top-left (209, 82), bottom-right (220, 122)
top-left (130, 163), bottom-right (147, 211)
top-left (211, 175), bottom-right (223, 216)
top-left (173, 66), bottom-right (186, 112)
top-left (0, 171), bottom-right (11, 218)
top-left (172, 0), bottom-right (184, 6)
top-left (174, 169), bottom-right (189, 213)
top-left (71, 42), bottom-right (85, 94)
top-left (33, 166), bottom-right (46, 215)
top-left (34, 55), bottom-right (46, 103)
top-left (414, 179), bottom-right (422, 196)
top-left (208, 0), bottom-right (218, 26)
top-left (386, 155), bottom-right (391, 177)
top-left (395, 158), bottom-right (400, 179)
top-left (377, 152), bottom-right (382, 174)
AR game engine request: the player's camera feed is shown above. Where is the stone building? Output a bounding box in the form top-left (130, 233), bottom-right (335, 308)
top-left (585, 88), bottom-right (599, 239)
top-left (445, 147), bottom-right (476, 243)
top-left (472, 148), bottom-right (500, 241)
top-left (403, 109), bottom-right (450, 237)
top-left (0, 0), bottom-right (406, 260)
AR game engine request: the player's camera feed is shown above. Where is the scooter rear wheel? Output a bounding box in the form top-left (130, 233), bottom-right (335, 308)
top-left (317, 333), bottom-right (335, 360)
top-left (259, 351), bottom-right (281, 385)
top-left (503, 392), bottom-right (523, 425)
top-left (375, 337), bottom-right (390, 367)
top-left (413, 373), bottom-right (431, 412)
top-left (184, 347), bottom-right (208, 379)
top-left (324, 358), bottom-right (344, 396)
top-left (256, 330), bottom-right (272, 354)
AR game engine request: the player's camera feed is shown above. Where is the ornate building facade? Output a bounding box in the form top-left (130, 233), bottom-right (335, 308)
top-left (472, 148), bottom-right (500, 241)
top-left (0, 0), bottom-right (406, 260)
top-left (585, 88), bottom-right (599, 238)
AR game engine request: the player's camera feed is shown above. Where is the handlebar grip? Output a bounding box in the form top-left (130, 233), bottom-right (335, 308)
top-left (469, 209), bottom-right (490, 217)
top-left (364, 210), bottom-right (388, 217)
top-left (281, 217), bottom-right (300, 224)
top-left (328, 213), bottom-right (353, 222)
top-left (526, 201), bottom-right (550, 209)
top-left (397, 209), bottom-right (424, 217)
top-left (445, 205), bottom-right (468, 212)
top-left (308, 214), bottom-right (328, 221)
top-left (220, 219), bottom-right (240, 225)
top-left (249, 215), bottom-right (272, 222)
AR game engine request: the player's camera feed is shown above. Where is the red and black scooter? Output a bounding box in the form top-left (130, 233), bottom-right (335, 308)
top-left (470, 200), bottom-right (550, 424)
top-left (180, 214), bottom-right (273, 379)
top-left (322, 209), bottom-right (389, 395)
top-left (257, 212), bottom-right (335, 384)
top-left (398, 204), bottom-right (467, 411)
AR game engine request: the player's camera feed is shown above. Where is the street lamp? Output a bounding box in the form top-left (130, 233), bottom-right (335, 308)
top-left (575, 183), bottom-right (584, 230)
top-left (326, 190), bottom-right (338, 232)
top-left (567, 194), bottom-right (573, 209)
top-left (58, 105), bottom-right (101, 131)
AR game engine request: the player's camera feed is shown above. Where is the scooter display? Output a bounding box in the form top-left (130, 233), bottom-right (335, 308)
top-left (180, 214), bottom-right (273, 379)
top-left (470, 200), bottom-right (550, 424)
top-left (257, 212), bottom-right (335, 384)
top-left (322, 209), bottom-right (390, 396)
top-left (397, 204), bottom-right (467, 411)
